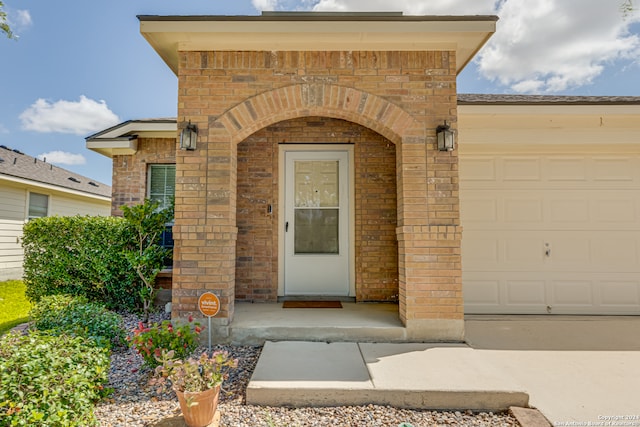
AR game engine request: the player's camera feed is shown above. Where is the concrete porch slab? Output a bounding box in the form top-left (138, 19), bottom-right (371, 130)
top-left (227, 302), bottom-right (407, 345)
top-left (246, 341), bottom-right (529, 411)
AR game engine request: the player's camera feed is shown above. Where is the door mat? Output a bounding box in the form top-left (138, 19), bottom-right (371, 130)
top-left (282, 300), bottom-right (343, 309)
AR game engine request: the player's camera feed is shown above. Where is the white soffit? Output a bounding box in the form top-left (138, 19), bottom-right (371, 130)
top-left (458, 104), bottom-right (640, 130)
top-left (458, 103), bottom-right (640, 153)
top-left (139, 15), bottom-right (498, 75)
top-left (86, 120), bottom-right (177, 158)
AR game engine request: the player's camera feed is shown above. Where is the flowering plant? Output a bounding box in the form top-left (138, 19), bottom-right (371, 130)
top-left (127, 316), bottom-right (202, 367)
top-left (150, 349), bottom-right (238, 394)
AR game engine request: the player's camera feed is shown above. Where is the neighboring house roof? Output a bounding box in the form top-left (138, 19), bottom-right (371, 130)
top-left (0, 145), bottom-right (111, 199)
top-left (458, 94), bottom-right (640, 105)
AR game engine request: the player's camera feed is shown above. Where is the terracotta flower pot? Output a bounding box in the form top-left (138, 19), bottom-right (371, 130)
top-left (174, 385), bottom-right (221, 427)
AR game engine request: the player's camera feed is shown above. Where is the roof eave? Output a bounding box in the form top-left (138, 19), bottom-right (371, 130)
top-left (86, 138), bottom-right (139, 158)
top-left (0, 174), bottom-right (111, 202)
top-left (86, 119), bottom-right (177, 158)
top-left (138, 15), bottom-right (498, 75)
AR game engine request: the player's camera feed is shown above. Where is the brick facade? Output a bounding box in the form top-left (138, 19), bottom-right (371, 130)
top-left (169, 50), bottom-right (464, 340)
top-left (111, 138), bottom-right (176, 216)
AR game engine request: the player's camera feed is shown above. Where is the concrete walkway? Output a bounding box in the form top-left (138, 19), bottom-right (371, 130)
top-left (247, 316), bottom-right (640, 425)
top-left (248, 341), bottom-right (529, 411)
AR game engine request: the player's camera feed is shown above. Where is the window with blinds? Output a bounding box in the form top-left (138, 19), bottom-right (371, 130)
top-left (148, 164), bottom-right (176, 210)
top-left (148, 165), bottom-right (176, 265)
top-left (28, 192), bottom-right (49, 220)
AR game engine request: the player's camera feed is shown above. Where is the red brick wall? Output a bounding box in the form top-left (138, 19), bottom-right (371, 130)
top-left (236, 117), bottom-right (397, 302)
top-left (111, 138), bottom-right (176, 216)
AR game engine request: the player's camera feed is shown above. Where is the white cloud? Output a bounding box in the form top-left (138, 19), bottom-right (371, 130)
top-left (13, 10), bottom-right (32, 27)
top-left (252, 0), bottom-right (279, 11)
top-left (0, 124), bottom-right (8, 134)
top-left (312, 0), bottom-right (495, 14)
top-left (477, 0), bottom-right (640, 93)
top-left (19, 96), bottom-right (120, 135)
top-left (253, 0), bottom-right (331, 12)
top-left (6, 8), bottom-right (33, 37)
top-left (37, 151), bottom-right (87, 166)
top-left (290, 0), bottom-right (640, 93)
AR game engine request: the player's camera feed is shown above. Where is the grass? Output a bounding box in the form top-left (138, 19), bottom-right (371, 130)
top-left (0, 280), bottom-right (31, 335)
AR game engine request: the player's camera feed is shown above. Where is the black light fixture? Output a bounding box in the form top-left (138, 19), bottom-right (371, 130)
top-left (436, 121), bottom-right (455, 152)
top-left (180, 121), bottom-right (198, 151)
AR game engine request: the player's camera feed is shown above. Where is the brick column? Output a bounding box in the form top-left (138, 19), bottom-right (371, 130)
top-left (396, 122), bottom-right (464, 341)
top-left (172, 51), bottom-right (238, 334)
top-left (172, 130), bottom-right (238, 332)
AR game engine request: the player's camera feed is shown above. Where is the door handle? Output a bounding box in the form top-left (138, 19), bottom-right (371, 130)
top-left (285, 221), bottom-right (289, 232)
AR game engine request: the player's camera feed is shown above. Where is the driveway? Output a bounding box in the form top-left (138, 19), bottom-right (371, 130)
top-left (465, 316), bottom-right (640, 425)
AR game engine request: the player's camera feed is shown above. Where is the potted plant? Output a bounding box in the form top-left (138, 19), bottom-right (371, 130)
top-left (150, 349), bottom-right (238, 427)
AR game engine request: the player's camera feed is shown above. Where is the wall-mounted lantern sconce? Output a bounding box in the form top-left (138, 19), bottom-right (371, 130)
top-left (436, 121), bottom-right (455, 152)
top-left (180, 121), bottom-right (198, 151)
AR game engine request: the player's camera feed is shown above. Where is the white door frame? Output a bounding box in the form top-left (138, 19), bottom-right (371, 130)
top-left (278, 144), bottom-right (355, 297)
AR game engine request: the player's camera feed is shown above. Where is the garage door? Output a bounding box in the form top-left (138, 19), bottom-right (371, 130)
top-left (461, 152), bottom-right (640, 314)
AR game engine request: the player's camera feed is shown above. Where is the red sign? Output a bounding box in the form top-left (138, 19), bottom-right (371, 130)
top-left (198, 292), bottom-right (220, 317)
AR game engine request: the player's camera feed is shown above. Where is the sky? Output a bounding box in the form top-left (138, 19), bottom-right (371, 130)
top-left (1, 0), bottom-right (639, 186)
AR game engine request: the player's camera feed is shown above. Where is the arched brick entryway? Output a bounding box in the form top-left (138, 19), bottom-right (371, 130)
top-left (173, 52), bottom-right (463, 341)
top-left (219, 84), bottom-right (418, 146)
top-left (236, 116), bottom-right (399, 303)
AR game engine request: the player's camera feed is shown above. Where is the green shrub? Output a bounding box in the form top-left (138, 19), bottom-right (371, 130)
top-left (22, 215), bottom-right (138, 310)
top-left (128, 316), bottom-right (202, 368)
top-left (30, 294), bottom-right (125, 349)
top-left (121, 199), bottom-right (173, 322)
top-left (0, 331), bottom-right (110, 426)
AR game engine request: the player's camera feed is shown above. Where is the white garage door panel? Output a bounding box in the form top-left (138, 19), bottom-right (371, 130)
top-left (463, 190), bottom-right (640, 230)
top-left (600, 281), bottom-right (640, 306)
top-left (462, 156), bottom-right (640, 189)
top-left (461, 152), bottom-right (640, 315)
top-left (464, 230), bottom-right (640, 272)
top-left (463, 273), bottom-right (640, 314)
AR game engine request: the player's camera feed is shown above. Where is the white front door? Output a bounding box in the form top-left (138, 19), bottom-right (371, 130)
top-left (283, 149), bottom-right (350, 296)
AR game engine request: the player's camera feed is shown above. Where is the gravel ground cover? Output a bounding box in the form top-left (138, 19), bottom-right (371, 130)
top-left (95, 312), bottom-right (520, 427)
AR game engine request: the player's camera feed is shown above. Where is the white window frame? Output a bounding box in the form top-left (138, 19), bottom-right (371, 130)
top-left (147, 164), bottom-right (176, 212)
top-left (147, 164), bottom-right (176, 255)
top-left (27, 192), bottom-right (49, 220)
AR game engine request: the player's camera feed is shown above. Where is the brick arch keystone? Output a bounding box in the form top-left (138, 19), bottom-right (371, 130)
top-left (215, 84), bottom-right (423, 145)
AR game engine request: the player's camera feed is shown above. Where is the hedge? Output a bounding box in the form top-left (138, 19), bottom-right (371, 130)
top-left (29, 294), bottom-right (126, 349)
top-left (0, 331), bottom-right (110, 426)
top-left (22, 216), bottom-right (138, 311)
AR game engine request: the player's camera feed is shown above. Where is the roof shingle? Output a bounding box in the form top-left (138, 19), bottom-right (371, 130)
top-left (457, 94), bottom-right (640, 105)
top-left (0, 145), bottom-right (111, 198)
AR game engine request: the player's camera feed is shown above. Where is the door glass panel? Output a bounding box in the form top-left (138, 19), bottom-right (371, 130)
top-left (293, 160), bottom-right (340, 254)
top-left (294, 161), bottom-right (338, 207)
top-left (295, 209), bottom-right (339, 254)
